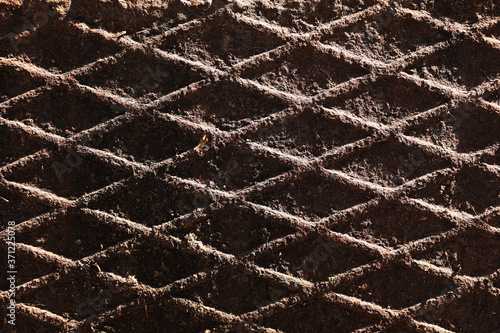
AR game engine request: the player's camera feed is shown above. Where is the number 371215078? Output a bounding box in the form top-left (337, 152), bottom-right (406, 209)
top-left (7, 221), bottom-right (15, 261)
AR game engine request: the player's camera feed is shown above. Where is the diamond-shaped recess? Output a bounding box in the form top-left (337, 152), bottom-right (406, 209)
top-left (246, 108), bottom-right (371, 158)
top-left (249, 0), bottom-right (375, 29)
top-left (414, 229), bottom-right (500, 276)
top-left (161, 79), bottom-right (289, 131)
top-left (77, 50), bottom-right (204, 101)
top-left (6, 312), bottom-right (60, 333)
top-left (405, 102), bottom-right (500, 153)
top-left (320, 9), bottom-right (451, 62)
top-left (0, 21), bottom-right (121, 72)
top-left (262, 298), bottom-right (378, 333)
top-left (17, 273), bottom-right (137, 321)
top-left (410, 166), bottom-right (500, 215)
top-left (0, 244), bottom-right (55, 290)
top-left (255, 234), bottom-right (377, 282)
top-left (96, 240), bottom-right (213, 288)
top-left (249, 171), bottom-right (373, 221)
top-left (405, 39), bottom-right (500, 89)
top-left (66, 0), bottom-right (190, 35)
top-left (98, 301), bottom-right (218, 333)
top-left (2, 85), bottom-right (126, 137)
top-left (178, 267), bottom-right (292, 315)
top-left (3, 147), bottom-right (132, 199)
top-left (325, 139), bottom-right (451, 187)
top-left (0, 186), bottom-right (51, 224)
top-left (416, 290), bottom-right (500, 332)
top-left (171, 205), bottom-right (296, 255)
top-left (0, 125), bottom-right (48, 167)
top-left (336, 264), bottom-right (451, 309)
top-left (167, 143), bottom-right (292, 191)
top-left (160, 12), bottom-right (285, 67)
top-left (242, 44), bottom-right (369, 96)
top-left (322, 76), bottom-right (449, 124)
top-left (0, 64), bottom-right (45, 103)
top-left (88, 176), bottom-right (212, 227)
top-left (96, 113), bottom-right (200, 164)
top-left (16, 209), bottom-right (132, 260)
top-left (400, 0), bottom-right (499, 23)
top-left (330, 199), bottom-right (455, 248)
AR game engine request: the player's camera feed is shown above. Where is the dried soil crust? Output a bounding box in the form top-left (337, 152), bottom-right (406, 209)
top-left (1, 0), bottom-right (500, 333)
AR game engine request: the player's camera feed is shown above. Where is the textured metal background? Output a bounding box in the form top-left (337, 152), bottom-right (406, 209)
top-left (0, 0), bottom-right (499, 332)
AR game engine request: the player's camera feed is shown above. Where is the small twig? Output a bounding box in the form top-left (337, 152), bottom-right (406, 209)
top-left (194, 135), bottom-right (209, 152)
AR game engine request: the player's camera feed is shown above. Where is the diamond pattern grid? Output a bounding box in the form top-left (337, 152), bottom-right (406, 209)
top-left (0, 1), bottom-right (499, 332)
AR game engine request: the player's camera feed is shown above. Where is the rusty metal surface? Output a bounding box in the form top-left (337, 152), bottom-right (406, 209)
top-left (0, 0), bottom-right (499, 332)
